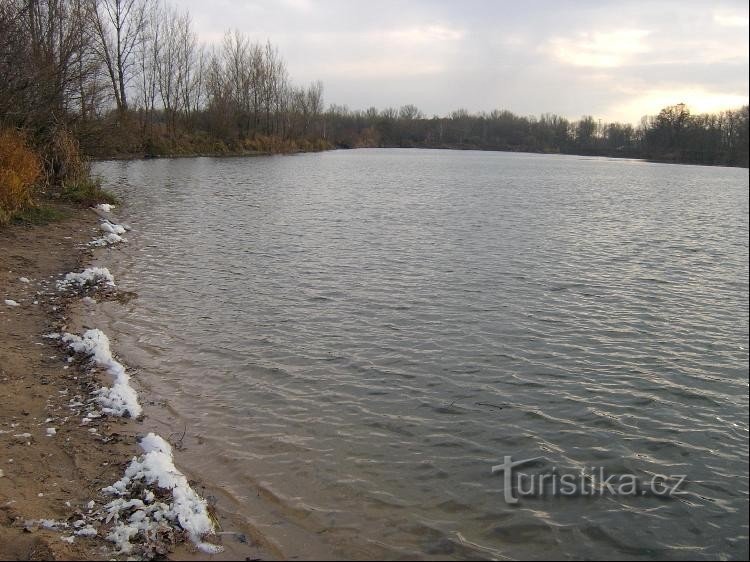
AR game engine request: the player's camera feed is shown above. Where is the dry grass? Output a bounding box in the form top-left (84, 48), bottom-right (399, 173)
top-left (42, 128), bottom-right (118, 206)
top-left (0, 129), bottom-right (42, 224)
top-left (241, 134), bottom-right (331, 154)
top-left (61, 175), bottom-right (118, 206)
top-left (49, 128), bottom-right (89, 186)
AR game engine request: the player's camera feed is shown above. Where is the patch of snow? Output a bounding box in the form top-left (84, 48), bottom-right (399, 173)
top-left (62, 330), bottom-right (142, 418)
top-left (57, 268), bottom-right (115, 291)
top-left (90, 233), bottom-right (125, 247)
top-left (46, 428), bottom-right (57, 437)
top-left (75, 525), bottom-right (98, 537)
top-left (26, 519), bottom-right (67, 530)
top-left (4, 299), bottom-right (20, 307)
top-left (19, 277), bottom-right (30, 283)
top-left (99, 220), bottom-right (126, 235)
top-left (102, 433), bottom-right (222, 554)
top-left (198, 542), bottom-right (225, 554)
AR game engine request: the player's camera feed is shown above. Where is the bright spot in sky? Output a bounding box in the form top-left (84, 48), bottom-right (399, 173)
top-left (546, 30), bottom-right (652, 69)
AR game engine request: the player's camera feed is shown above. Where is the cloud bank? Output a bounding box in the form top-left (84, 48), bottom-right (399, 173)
top-left (183, 0), bottom-right (749, 123)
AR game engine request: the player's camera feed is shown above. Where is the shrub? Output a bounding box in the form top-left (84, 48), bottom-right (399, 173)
top-left (49, 128), bottom-right (88, 185)
top-left (62, 176), bottom-right (118, 206)
top-left (0, 129), bottom-right (42, 224)
top-left (48, 128), bottom-right (117, 206)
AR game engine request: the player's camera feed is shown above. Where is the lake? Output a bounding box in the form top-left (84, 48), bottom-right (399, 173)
top-left (93, 149), bottom-right (749, 560)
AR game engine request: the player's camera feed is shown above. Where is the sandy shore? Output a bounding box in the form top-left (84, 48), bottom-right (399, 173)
top-left (0, 204), bottom-right (267, 560)
top-left (0, 205), bottom-right (134, 559)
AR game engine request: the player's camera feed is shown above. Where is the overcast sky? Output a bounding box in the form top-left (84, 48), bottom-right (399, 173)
top-left (182, 0), bottom-right (749, 124)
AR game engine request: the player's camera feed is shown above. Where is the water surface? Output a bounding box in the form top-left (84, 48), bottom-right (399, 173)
top-left (93, 149), bottom-right (749, 560)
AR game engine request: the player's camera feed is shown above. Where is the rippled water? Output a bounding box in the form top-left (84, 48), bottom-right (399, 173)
top-left (93, 150), bottom-right (749, 560)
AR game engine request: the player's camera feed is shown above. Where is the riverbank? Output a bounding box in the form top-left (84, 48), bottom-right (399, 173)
top-left (0, 205), bottom-right (132, 559)
top-left (360, 143), bottom-right (750, 168)
top-left (88, 143), bottom-right (749, 169)
top-left (0, 203), bottom-right (268, 560)
top-left (82, 131), bottom-right (332, 163)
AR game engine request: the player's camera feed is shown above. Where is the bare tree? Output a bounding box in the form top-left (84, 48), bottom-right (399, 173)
top-left (88, 0), bottom-right (149, 111)
top-left (1, 0), bottom-right (102, 126)
top-left (134, 0), bottom-right (160, 134)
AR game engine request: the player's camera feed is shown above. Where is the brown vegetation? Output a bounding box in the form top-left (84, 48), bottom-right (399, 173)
top-left (0, 0), bottom-right (746, 187)
top-left (0, 129), bottom-right (42, 224)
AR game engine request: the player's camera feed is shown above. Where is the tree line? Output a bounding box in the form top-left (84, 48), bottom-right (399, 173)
top-left (0, 0), bottom-right (747, 171)
top-left (0, 0), bottom-right (329, 166)
top-left (323, 103), bottom-right (749, 167)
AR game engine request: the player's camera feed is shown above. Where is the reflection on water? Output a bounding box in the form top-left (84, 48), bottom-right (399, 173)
top-left (93, 150), bottom-right (749, 560)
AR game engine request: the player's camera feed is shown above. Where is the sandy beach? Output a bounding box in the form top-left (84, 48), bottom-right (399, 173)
top-left (0, 205), bottom-right (132, 559)
top-left (0, 204), bottom-right (267, 560)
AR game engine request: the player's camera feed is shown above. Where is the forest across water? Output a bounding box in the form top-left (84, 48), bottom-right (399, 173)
top-left (1, 0), bottom-right (748, 184)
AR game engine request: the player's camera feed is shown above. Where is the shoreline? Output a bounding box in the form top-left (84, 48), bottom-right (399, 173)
top-left (0, 205), bottom-right (137, 559)
top-left (0, 203), bottom-right (267, 560)
top-left (87, 145), bottom-right (750, 169)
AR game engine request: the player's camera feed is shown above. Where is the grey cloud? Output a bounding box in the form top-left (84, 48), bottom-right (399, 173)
top-left (180, 0), bottom-right (749, 122)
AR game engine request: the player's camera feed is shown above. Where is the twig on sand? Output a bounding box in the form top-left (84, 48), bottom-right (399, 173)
top-left (475, 402), bottom-right (506, 410)
top-left (168, 424), bottom-right (187, 450)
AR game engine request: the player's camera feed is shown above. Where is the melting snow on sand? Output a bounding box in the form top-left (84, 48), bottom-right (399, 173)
top-left (61, 329), bottom-right (141, 418)
top-left (57, 267), bottom-right (115, 291)
top-left (89, 218), bottom-right (129, 246)
top-left (90, 232), bottom-right (125, 247)
top-left (99, 220), bottom-right (127, 235)
top-left (42, 205), bottom-right (220, 555)
top-left (102, 433), bottom-right (223, 554)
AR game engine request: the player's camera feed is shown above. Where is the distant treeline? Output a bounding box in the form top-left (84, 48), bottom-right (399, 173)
top-left (322, 103), bottom-right (749, 167)
top-left (0, 0), bottom-right (747, 172)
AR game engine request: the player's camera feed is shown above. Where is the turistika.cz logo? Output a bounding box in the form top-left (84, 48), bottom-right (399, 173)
top-left (491, 456), bottom-right (687, 505)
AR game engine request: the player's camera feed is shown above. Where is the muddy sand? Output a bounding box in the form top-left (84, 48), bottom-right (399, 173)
top-left (0, 205), bottom-right (266, 561)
